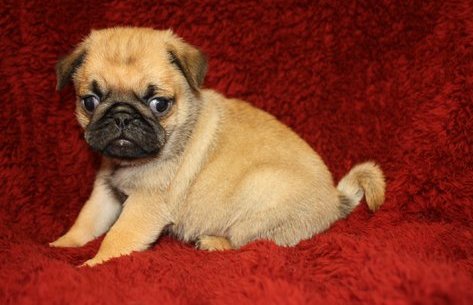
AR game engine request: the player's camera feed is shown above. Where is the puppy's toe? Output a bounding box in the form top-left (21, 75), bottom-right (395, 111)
top-left (49, 233), bottom-right (88, 248)
top-left (79, 257), bottom-right (103, 268)
top-left (196, 235), bottom-right (233, 251)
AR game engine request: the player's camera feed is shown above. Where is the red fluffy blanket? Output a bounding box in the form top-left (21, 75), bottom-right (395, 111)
top-left (1, 1), bottom-right (472, 304)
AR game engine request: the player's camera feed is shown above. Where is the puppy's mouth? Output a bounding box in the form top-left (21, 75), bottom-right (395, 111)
top-left (84, 103), bottom-right (165, 160)
top-left (103, 138), bottom-right (149, 159)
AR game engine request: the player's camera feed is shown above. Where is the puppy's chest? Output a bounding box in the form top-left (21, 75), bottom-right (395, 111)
top-left (107, 161), bottom-right (177, 199)
top-left (107, 163), bottom-right (222, 238)
top-left (108, 169), bottom-right (139, 198)
top-left (106, 160), bottom-right (226, 241)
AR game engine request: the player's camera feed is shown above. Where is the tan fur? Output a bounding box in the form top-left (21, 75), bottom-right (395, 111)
top-left (50, 27), bottom-right (386, 266)
top-left (337, 162), bottom-right (386, 211)
top-left (196, 236), bottom-right (232, 251)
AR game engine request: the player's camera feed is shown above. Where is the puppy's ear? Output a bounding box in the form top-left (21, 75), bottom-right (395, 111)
top-left (55, 46), bottom-right (86, 91)
top-left (166, 35), bottom-right (207, 93)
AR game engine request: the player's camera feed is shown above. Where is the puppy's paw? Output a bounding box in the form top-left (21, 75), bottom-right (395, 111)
top-left (49, 232), bottom-right (90, 248)
top-left (196, 235), bottom-right (233, 251)
top-left (79, 257), bottom-right (103, 268)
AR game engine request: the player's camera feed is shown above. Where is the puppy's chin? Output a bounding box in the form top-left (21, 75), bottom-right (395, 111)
top-left (84, 136), bottom-right (160, 163)
top-left (102, 138), bottom-right (158, 160)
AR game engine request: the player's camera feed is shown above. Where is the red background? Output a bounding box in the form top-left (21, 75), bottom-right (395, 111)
top-left (1, 1), bottom-right (472, 304)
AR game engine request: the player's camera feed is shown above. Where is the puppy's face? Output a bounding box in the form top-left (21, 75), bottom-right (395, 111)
top-left (56, 28), bottom-right (207, 161)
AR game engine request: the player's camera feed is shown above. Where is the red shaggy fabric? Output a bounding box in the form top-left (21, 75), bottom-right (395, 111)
top-left (1, 1), bottom-right (472, 304)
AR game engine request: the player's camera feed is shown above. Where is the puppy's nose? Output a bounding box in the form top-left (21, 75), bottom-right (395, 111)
top-left (108, 103), bottom-right (136, 129)
top-left (113, 112), bottom-right (132, 129)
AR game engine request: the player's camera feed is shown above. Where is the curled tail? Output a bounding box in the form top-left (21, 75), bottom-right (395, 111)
top-left (337, 161), bottom-right (386, 217)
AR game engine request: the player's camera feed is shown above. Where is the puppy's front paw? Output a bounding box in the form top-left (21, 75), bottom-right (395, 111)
top-left (79, 257), bottom-right (103, 268)
top-left (49, 232), bottom-right (90, 248)
top-left (196, 235), bottom-right (233, 251)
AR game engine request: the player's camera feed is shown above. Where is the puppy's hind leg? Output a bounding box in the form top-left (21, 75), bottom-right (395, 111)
top-left (227, 168), bottom-right (339, 249)
top-left (196, 235), bottom-right (233, 251)
top-left (50, 170), bottom-right (122, 248)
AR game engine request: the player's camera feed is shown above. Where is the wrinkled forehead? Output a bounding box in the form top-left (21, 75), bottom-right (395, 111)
top-left (75, 31), bottom-right (176, 94)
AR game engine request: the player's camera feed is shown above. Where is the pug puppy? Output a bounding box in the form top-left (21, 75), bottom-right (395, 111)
top-left (50, 27), bottom-right (385, 266)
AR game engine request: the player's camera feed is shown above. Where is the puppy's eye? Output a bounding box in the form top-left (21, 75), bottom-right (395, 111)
top-left (149, 97), bottom-right (172, 116)
top-left (81, 96), bottom-right (100, 113)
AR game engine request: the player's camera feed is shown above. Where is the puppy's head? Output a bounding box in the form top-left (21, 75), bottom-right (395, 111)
top-left (56, 27), bottom-right (207, 161)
